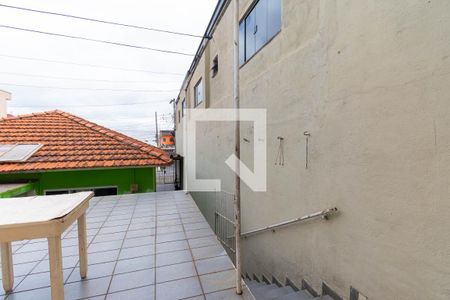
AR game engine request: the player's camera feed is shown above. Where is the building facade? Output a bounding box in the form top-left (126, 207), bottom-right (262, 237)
top-left (175, 0), bottom-right (450, 299)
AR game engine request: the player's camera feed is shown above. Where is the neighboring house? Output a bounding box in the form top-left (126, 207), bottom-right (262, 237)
top-left (175, 1), bottom-right (450, 300)
top-left (0, 110), bottom-right (171, 196)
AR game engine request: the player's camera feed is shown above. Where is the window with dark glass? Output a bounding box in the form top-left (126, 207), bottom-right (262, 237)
top-left (211, 55), bottom-right (219, 78)
top-left (194, 79), bottom-right (203, 106)
top-left (240, 0), bottom-right (281, 65)
top-left (182, 99), bottom-right (186, 116)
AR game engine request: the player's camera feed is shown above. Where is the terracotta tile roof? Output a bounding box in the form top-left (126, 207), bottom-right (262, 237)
top-left (0, 110), bottom-right (172, 173)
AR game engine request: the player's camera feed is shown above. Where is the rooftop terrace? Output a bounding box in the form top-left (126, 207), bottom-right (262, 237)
top-left (0, 191), bottom-right (248, 300)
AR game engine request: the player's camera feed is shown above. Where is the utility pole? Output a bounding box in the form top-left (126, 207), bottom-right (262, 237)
top-left (155, 111), bottom-right (159, 147)
top-left (233, 0), bottom-right (242, 295)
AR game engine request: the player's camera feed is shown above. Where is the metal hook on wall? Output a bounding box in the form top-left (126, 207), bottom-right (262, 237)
top-left (303, 131), bottom-right (310, 169)
top-left (275, 136), bottom-right (284, 166)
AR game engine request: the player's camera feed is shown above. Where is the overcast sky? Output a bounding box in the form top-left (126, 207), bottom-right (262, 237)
top-left (0, 0), bottom-right (217, 143)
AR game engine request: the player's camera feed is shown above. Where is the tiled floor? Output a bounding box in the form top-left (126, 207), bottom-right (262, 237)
top-left (0, 191), bottom-right (249, 300)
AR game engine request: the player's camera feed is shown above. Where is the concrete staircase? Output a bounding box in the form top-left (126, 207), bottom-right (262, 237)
top-left (245, 278), bottom-right (335, 300)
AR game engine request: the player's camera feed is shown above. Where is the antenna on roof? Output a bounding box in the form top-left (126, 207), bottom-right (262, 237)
top-left (0, 90), bottom-right (11, 119)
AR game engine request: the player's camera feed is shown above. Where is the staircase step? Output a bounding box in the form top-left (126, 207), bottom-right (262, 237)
top-left (261, 286), bottom-right (296, 299)
top-left (276, 290), bottom-right (314, 300)
top-left (312, 296), bottom-right (334, 300)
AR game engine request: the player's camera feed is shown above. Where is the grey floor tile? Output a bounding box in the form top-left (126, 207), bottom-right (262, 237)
top-left (155, 240), bottom-right (189, 254)
top-left (13, 250), bottom-right (47, 264)
top-left (5, 287), bottom-right (51, 300)
top-left (188, 236), bottom-right (220, 249)
top-left (156, 225), bottom-right (184, 234)
top-left (118, 244), bottom-right (154, 260)
top-left (31, 256), bottom-right (79, 273)
top-left (92, 232), bottom-right (126, 243)
top-left (156, 261), bottom-right (196, 283)
top-left (200, 269), bottom-right (236, 294)
top-left (7, 261), bottom-right (39, 277)
top-left (106, 284), bottom-right (154, 300)
top-left (87, 249), bottom-right (120, 265)
top-left (192, 245), bottom-right (227, 261)
top-left (183, 222), bottom-right (211, 231)
top-left (156, 232), bottom-right (186, 244)
top-left (185, 228), bottom-right (215, 239)
top-left (157, 219), bottom-right (182, 227)
top-left (156, 277), bottom-right (202, 300)
top-left (114, 255), bottom-right (154, 274)
top-left (0, 276), bottom-right (25, 296)
top-left (195, 256), bottom-right (234, 275)
top-left (15, 242), bottom-right (48, 253)
top-left (122, 236), bottom-right (155, 248)
top-left (125, 229), bottom-right (155, 239)
top-left (67, 261), bottom-right (116, 283)
top-left (15, 269), bottom-right (72, 292)
top-left (156, 249), bottom-right (192, 267)
top-left (88, 240), bottom-right (123, 253)
top-left (64, 276), bottom-right (111, 300)
top-left (109, 268), bottom-right (155, 293)
top-left (205, 288), bottom-right (245, 300)
top-left (98, 225), bottom-right (129, 235)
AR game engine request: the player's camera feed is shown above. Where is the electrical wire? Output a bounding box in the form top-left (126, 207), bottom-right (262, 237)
top-left (0, 54), bottom-right (185, 75)
top-left (10, 100), bottom-right (169, 108)
top-left (0, 82), bottom-right (178, 93)
top-left (0, 3), bottom-right (205, 39)
top-left (0, 25), bottom-right (195, 56)
top-left (0, 71), bottom-right (181, 84)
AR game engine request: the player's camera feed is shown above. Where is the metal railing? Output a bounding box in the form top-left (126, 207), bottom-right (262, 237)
top-left (241, 207), bottom-right (338, 238)
top-left (214, 191), bottom-right (236, 261)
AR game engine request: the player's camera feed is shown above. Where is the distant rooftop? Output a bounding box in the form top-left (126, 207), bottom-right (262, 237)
top-left (0, 110), bottom-right (171, 173)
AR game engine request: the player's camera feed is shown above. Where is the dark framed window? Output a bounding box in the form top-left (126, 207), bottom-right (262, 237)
top-left (182, 99), bottom-right (186, 116)
top-left (194, 79), bottom-right (204, 107)
top-left (240, 0), bottom-right (281, 65)
top-left (211, 55), bottom-right (219, 78)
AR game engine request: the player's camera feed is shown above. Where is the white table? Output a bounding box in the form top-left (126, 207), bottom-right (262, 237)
top-left (0, 192), bottom-right (94, 300)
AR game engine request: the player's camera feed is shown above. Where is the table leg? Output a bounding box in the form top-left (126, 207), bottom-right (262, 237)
top-left (77, 213), bottom-right (88, 279)
top-left (1, 242), bottom-right (14, 293)
top-left (48, 236), bottom-right (64, 300)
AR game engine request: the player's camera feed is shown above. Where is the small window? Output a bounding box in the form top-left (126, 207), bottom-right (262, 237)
top-left (182, 99), bottom-right (186, 116)
top-left (211, 55), bottom-right (219, 78)
top-left (240, 0), bottom-right (281, 65)
top-left (170, 137), bottom-right (174, 142)
top-left (163, 137), bottom-right (167, 142)
top-left (194, 79), bottom-right (204, 107)
top-left (178, 110), bottom-right (181, 123)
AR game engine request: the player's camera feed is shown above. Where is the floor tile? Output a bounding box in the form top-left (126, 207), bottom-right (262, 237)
top-left (67, 261), bottom-right (116, 283)
top-left (122, 236), bottom-right (155, 248)
top-left (200, 269), bottom-right (236, 294)
top-left (115, 255), bottom-right (154, 274)
top-left (156, 277), bottom-right (202, 300)
top-left (195, 256), bottom-right (234, 275)
top-left (118, 244), bottom-right (155, 260)
top-left (188, 236), bottom-right (220, 249)
top-left (106, 284), bottom-right (154, 300)
top-left (192, 245), bottom-right (227, 261)
top-left (156, 261), bottom-right (196, 283)
top-left (156, 232), bottom-right (186, 244)
top-left (155, 240), bottom-right (189, 254)
top-left (109, 268), bottom-right (155, 293)
top-left (5, 287), bottom-right (51, 300)
top-left (156, 249), bottom-right (192, 267)
top-left (64, 276), bottom-right (111, 300)
top-left (15, 269), bottom-right (71, 292)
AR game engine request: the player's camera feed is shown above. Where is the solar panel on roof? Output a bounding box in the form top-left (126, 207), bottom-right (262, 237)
top-left (0, 144), bottom-right (42, 162)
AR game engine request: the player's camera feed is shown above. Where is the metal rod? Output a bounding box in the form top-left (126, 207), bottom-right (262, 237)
top-left (233, 0), bottom-right (242, 294)
top-left (241, 207), bottom-right (338, 238)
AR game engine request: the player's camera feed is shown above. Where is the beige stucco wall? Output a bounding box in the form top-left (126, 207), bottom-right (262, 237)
top-left (176, 1), bottom-right (450, 299)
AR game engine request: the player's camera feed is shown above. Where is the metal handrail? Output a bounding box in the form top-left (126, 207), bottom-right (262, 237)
top-left (241, 207), bottom-right (338, 238)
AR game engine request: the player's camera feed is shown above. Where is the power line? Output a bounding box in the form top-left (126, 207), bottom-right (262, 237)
top-left (10, 100), bottom-right (169, 108)
top-left (0, 82), bottom-right (179, 93)
top-left (0, 71), bottom-right (181, 84)
top-left (0, 3), bottom-right (205, 39)
top-left (0, 25), bottom-right (195, 56)
top-left (0, 54), bottom-right (184, 75)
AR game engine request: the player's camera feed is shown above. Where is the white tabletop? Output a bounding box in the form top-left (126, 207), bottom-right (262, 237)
top-left (0, 192), bottom-right (93, 226)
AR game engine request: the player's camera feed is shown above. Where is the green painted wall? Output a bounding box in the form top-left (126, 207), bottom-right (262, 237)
top-left (0, 167), bottom-right (156, 195)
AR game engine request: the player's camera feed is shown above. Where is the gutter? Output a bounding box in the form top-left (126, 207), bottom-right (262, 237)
top-left (177, 0), bottom-right (231, 100)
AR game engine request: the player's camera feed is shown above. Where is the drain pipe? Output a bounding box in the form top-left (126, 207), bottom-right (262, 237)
top-left (233, 0), bottom-right (242, 295)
